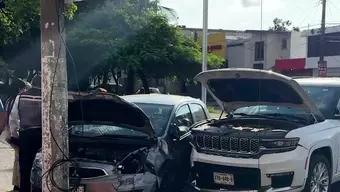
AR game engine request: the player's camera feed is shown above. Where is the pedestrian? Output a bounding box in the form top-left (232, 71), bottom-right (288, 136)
top-left (5, 79), bottom-right (30, 192)
top-left (9, 75), bottom-right (42, 192)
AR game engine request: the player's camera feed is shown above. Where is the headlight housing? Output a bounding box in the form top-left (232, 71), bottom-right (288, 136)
top-left (260, 138), bottom-right (300, 153)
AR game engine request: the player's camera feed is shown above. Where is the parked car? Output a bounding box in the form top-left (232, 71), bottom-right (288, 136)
top-left (190, 69), bottom-right (340, 192)
top-left (136, 87), bottom-right (161, 94)
top-left (31, 93), bottom-right (209, 192)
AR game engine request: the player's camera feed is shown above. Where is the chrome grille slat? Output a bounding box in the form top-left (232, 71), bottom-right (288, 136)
top-left (194, 134), bottom-right (260, 155)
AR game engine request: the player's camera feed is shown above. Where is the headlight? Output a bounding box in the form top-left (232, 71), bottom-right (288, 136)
top-left (261, 138), bottom-right (300, 153)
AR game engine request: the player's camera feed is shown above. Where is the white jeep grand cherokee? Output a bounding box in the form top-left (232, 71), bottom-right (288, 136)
top-left (190, 69), bottom-right (340, 192)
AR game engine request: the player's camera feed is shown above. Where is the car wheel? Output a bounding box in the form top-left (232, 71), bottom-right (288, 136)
top-left (304, 154), bottom-right (331, 192)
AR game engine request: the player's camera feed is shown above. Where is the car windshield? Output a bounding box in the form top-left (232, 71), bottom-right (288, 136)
top-left (70, 124), bottom-right (148, 138)
top-left (233, 105), bottom-right (313, 123)
top-left (302, 86), bottom-right (340, 119)
top-left (134, 103), bottom-right (174, 137)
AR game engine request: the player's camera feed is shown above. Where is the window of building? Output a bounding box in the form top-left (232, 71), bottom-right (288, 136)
top-left (255, 41), bottom-right (264, 61)
top-left (253, 63), bottom-right (264, 69)
top-left (281, 39), bottom-right (288, 50)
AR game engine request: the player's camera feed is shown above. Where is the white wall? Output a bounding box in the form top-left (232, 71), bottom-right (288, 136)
top-left (227, 31), bottom-right (299, 70)
top-left (290, 32), bottom-right (307, 58)
top-left (307, 56), bottom-right (340, 69)
top-left (265, 33), bottom-right (290, 69)
top-left (228, 45), bottom-right (246, 68)
top-left (240, 32), bottom-right (290, 69)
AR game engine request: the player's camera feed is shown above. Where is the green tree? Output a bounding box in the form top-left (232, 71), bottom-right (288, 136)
top-left (0, 0), bottom-right (77, 82)
top-left (269, 17), bottom-right (300, 32)
top-left (66, 0), bottom-right (159, 91)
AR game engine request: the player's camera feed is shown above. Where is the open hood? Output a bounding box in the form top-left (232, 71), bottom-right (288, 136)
top-left (195, 69), bottom-right (323, 117)
top-left (68, 93), bottom-right (155, 137)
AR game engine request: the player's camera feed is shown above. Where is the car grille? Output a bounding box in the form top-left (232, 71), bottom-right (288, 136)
top-left (194, 134), bottom-right (260, 155)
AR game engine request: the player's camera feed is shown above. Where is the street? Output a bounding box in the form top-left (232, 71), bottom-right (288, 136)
top-left (0, 134), bottom-right (14, 192)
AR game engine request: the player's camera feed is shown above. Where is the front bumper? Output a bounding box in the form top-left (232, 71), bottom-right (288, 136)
top-left (31, 155), bottom-right (158, 192)
top-left (191, 146), bottom-right (308, 191)
top-left (75, 172), bottom-right (157, 192)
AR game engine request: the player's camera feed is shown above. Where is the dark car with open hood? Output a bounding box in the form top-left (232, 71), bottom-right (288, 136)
top-left (30, 93), bottom-right (205, 192)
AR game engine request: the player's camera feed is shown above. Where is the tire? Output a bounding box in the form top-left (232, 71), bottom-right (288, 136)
top-left (303, 154), bottom-right (331, 192)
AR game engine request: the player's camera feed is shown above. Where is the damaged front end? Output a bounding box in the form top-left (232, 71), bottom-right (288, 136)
top-left (31, 139), bottom-right (169, 192)
top-left (30, 94), bottom-right (171, 192)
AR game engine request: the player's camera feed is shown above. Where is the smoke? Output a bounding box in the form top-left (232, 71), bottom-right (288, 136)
top-left (241, 0), bottom-right (261, 7)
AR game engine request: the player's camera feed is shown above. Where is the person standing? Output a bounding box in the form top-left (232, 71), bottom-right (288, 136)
top-left (3, 79), bottom-right (28, 192)
top-left (9, 75), bottom-right (42, 192)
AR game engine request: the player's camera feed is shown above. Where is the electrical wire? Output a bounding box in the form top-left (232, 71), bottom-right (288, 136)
top-left (41, 1), bottom-right (82, 191)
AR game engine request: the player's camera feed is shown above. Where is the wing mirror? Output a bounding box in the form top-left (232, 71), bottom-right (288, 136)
top-left (169, 124), bottom-right (190, 140)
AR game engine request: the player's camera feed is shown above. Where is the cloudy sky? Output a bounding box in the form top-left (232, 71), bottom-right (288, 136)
top-left (160, 0), bottom-right (340, 30)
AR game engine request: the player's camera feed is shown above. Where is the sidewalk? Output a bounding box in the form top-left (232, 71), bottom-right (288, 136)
top-left (0, 134), bottom-right (14, 192)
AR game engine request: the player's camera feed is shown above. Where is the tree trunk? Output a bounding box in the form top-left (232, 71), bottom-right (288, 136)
top-left (111, 68), bottom-right (120, 94)
top-left (27, 69), bottom-right (37, 82)
top-left (126, 67), bottom-right (135, 95)
top-left (138, 69), bottom-right (150, 94)
top-left (180, 79), bottom-right (187, 94)
top-left (103, 72), bottom-right (109, 85)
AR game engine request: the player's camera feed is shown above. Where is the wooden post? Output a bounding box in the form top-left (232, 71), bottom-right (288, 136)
top-left (41, 0), bottom-right (69, 191)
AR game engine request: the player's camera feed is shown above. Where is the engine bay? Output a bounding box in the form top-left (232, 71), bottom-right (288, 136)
top-left (193, 118), bottom-right (303, 138)
top-left (70, 137), bottom-right (152, 174)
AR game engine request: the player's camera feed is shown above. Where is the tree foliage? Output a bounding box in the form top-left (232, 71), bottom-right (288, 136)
top-left (1, 0), bottom-right (225, 93)
top-left (0, 0), bottom-right (77, 80)
top-left (269, 17), bottom-right (300, 32)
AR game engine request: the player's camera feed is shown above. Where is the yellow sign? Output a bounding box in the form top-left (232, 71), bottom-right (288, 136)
top-left (198, 32), bottom-right (227, 58)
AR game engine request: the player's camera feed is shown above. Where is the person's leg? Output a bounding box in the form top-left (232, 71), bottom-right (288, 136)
top-left (19, 130), bottom-right (31, 192)
top-left (19, 129), bottom-right (41, 192)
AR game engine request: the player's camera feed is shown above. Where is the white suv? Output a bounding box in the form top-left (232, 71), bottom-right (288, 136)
top-left (190, 69), bottom-right (340, 192)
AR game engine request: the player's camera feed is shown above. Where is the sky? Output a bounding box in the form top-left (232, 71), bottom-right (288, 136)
top-left (160, 0), bottom-right (340, 31)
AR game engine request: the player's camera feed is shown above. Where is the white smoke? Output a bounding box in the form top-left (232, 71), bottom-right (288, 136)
top-left (241, 0), bottom-right (261, 7)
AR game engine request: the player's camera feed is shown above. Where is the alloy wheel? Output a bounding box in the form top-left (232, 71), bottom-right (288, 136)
top-left (310, 162), bottom-right (330, 192)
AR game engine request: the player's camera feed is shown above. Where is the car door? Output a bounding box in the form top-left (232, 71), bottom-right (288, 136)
top-left (163, 104), bottom-right (194, 191)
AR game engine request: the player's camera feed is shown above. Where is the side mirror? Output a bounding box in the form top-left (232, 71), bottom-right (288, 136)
top-left (169, 124), bottom-right (190, 140)
top-left (175, 117), bottom-right (191, 127)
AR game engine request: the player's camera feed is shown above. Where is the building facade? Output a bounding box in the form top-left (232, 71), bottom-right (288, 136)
top-left (227, 30), bottom-right (306, 70)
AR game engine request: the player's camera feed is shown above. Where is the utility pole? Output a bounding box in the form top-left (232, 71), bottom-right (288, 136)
top-left (318, 0), bottom-right (327, 77)
top-left (41, 0), bottom-right (69, 191)
top-left (202, 0), bottom-right (208, 104)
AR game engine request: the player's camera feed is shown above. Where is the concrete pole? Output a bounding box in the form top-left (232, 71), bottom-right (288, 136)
top-left (318, 0), bottom-right (327, 77)
top-left (202, 0), bottom-right (208, 104)
top-left (41, 0), bottom-right (69, 191)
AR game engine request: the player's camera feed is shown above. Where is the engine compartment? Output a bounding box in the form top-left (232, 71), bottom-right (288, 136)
top-left (193, 117), bottom-right (303, 138)
top-left (70, 136), bottom-right (153, 174)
